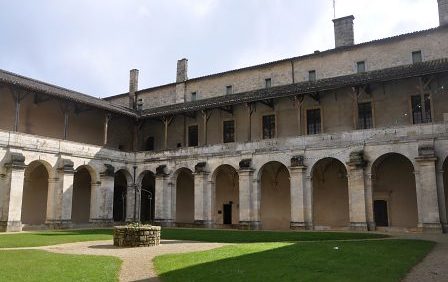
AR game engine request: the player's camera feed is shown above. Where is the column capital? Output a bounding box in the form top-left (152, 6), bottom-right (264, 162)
top-left (289, 165), bottom-right (307, 172)
top-left (415, 156), bottom-right (438, 163)
top-left (4, 152), bottom-right (26, 170)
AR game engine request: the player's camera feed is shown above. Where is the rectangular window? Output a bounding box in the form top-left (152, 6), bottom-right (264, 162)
top-left (412, 51), bottom-right (422, 63)
top-left (265, 78), bottom-right (272, 88)
top-left (357, 102), bottom-right (373, 129)
top-left (411, 94), bottom-right (432, 124)
top-left (357, 61), bottom-right (366, 73)
top-left (223, 120), bottom-right (235, 143)
top-left (191, 92), bottom-right (197, 101)
top-left (226, 85), bottom-right (233, 95)
top-left (145, 137), bottom-right (154, 151)
top-left (262, 115), bottom-right (276, 139)
top-left (307, 109), bottom-right (321, 135)
top-left (308, 70), bottom-right (316, 82)
top-left (188, 125), bottom-right (198, 147)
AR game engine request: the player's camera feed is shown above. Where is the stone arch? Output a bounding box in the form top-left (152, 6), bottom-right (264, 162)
top-left (174, 167), bottom-right (194, 224)
top-left (139, 170), bottom-right (155, 223)
top-left (72, 165), bottom-right (95, 224)
top-left (371, 153), bottom-right (418, 229)
top-left (21, 160), bottom-right (52, 225)
top-left (259, 161), bottom-right (291, 230)
top-left (113, 169), bottom-right (131, 222)
top-left (312, 157), bottom-right (349, 228)
top-left (212, 164), bottom-right (239, 225)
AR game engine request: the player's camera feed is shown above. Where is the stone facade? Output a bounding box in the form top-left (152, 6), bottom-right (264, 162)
top-left (1, 2), bottom-right (448, 234)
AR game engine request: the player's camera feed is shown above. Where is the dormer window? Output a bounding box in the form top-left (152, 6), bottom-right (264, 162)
top-left (191, 92), bottom-right (197, 101)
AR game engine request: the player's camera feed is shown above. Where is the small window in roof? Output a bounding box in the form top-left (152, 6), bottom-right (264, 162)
top-left (191, 92), bottom-right (197, 101)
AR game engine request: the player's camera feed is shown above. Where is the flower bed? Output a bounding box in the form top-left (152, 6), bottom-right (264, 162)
top-left (113, 224), bottom-right (161, 247)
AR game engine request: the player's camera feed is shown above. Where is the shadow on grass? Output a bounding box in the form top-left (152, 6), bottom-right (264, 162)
top-left (31, 229), bottom-right (112, 237)
top-left (155, 240), bottom-right (434, 282)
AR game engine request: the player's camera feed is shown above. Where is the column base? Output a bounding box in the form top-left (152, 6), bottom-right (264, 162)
top-left (194, 220), bottom-right (213, 228)
top-left (238, 221), bottom-right (261, 230)
top-left (419, 223), bottom-right (443, 233)
top-left (45, 219), bottom-right (73, 230)
top-left (443, 224), bottom-right (448, 234)
top-left (90, 218), bottom-right (114, 227)
top-left (0, 220), bottom-right (22, 232)
top-left (290, 222), bottom-right (307, 230)
top-left (367, 221), bottom-right (376, 231)
top-left (350, 222), bottom-right (368, 231)
top-left (154, 219), bottom-right (174, 227)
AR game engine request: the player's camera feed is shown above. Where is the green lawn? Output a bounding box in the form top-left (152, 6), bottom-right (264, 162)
top-left (161, 228), bottom-right (388, 243)
top-left (0, 229), bottom-right (112, 248)
top-left (155, 240), bottom-right (434, 282)
top-left (0, 250), bottom-right (120, 282)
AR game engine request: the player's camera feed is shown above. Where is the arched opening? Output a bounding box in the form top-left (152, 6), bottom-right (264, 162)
top-left (372, 153), bottom-right (418, 229)
top-left (312, 158), bottom-right (349, 228)
top-left (140, 171), bottom-right (155, 223)
top-left (444, 158), bottom-right (448, 224)
top-left (260, 161), bottom-right (291, 230)
top-left (71, 166), bottom-right (92, 224)
top-left (113, 170), bottom-right (129, 222)
top-left (175, 168), bottom-right (194, 224)
top-left (21, 161), bottom-right (50, 225)
top-left (213, 165), bottom-right (239, 225)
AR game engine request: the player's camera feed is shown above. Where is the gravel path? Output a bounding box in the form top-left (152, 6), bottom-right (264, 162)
top-left (1, 240), bottom-right (226, 282)
top-left (400, 233), bottom-right (448, 282)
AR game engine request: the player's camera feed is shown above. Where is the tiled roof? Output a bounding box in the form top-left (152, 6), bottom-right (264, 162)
top-left (0, 69), bottom-right (137, 117)
top-left (140, 58), bottom-right (448, 118)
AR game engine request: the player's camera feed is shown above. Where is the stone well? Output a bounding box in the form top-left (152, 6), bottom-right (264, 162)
top-left (113, 225), bottom-right (161, 247)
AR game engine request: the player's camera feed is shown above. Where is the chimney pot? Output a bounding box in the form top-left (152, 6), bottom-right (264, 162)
top-left (176, 58), bottom-right (188, 83)
top-left (129, 69), bottom-right (139, 109)
top-left (333, 15), bottom-right (355, 48)
top-left (439, 0), bottom-right (448, 26)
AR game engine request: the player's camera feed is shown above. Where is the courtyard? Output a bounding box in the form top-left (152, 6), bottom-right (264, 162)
top-left (0, 228), bottom-right (445, 281)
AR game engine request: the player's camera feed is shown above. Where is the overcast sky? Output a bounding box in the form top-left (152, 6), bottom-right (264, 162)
top-left (0, 0), bottom-right (439, 98)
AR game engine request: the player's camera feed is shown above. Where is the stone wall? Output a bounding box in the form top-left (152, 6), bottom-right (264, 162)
top-left (113, 225), bottom-right (161, 247)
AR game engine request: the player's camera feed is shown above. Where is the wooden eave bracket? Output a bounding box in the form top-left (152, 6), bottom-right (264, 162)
top-left (259, 98), bottom-right (275, 110)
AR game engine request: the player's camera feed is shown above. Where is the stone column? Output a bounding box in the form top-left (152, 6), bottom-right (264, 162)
top-left (0, 153), bottom-right (26, 232)
top-left (415, 146), bottom-right (442, 232)
top-left (154, 165), bottom-right (173, 226)
top-left (193, 172), bottom-right (212, 226)
top-left (96, 165), bottom-right (115, 223)
top-left (364, 172), bottom-right (375, 231)
top-left (59, 161), bottom-right (74, 227)
top-left (346, 151), bottom-right (368, 231)
top-left (289, 156), bottom-right (307, 230)
top-left (45, 177), bottom-right (63, 228)
top-left (238, 158), bottom-right (260, 230)
top-left (304, 174), bottom-right (313, 229)
top-left (126, 184), bottom-right (137, 222)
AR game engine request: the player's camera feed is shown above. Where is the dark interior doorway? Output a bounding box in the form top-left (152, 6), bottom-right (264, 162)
top-left (374, 200), bottom-right (389, 227)
top-left (223, 204), bottom-right (232, 225)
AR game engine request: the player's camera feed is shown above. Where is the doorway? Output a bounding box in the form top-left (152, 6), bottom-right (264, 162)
top-left (374, 200), bottom-right (389, 227)
top-left (223, 204), bottom-right (232, 225)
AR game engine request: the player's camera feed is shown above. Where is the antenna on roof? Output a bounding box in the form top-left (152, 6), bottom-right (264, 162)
top-left (333, 0), bottom-right (336, 19)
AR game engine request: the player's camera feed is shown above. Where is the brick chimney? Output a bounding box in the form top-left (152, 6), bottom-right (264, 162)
top-left (439, 0), bottom-right (448, 26)
top-left (176, 58), bottom-right (188, 83)
top-left (129, 69), bottom-right (139, 109)
top-left (333, 15), bottom-right (355, 48)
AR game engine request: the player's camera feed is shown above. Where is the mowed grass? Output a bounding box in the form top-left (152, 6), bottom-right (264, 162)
top-left (0, 250), bottom-right (120, 282)
top-left (0, 229), bottom-right (112, 248)
top-left (161, 228), bottom-right (388, 243)
top-left (155, 240), bottom-right (434, 282)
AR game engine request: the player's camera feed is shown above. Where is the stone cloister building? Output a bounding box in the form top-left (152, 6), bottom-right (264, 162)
top-left (1, 1), bottom-right (448, 233)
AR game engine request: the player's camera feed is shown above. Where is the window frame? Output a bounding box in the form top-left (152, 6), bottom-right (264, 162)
top-left (187, 124), bottom-right (199, 147)
top-left (191, 91), bottom-right (197, 101)
top-left (222, 119), bottom-right (236, 143)
top-left (308, 70), bottom-right (316, 82)
top-left (226, 85), bottom-right (233, 95)
top-left (261, 114), bottom-right (276, 139)
top-left (265, 78), bottom-right (272, 88)
top-left (409, 94), bottom-right (432, 124)
top-left (412, 50), bottom-right (422, 64)
top-left (357, 101), bottom-right (374, 130)
top-left (356, 61), bottom-right (366, 73)
top-left (305, 107), bottom-right (323, 135)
